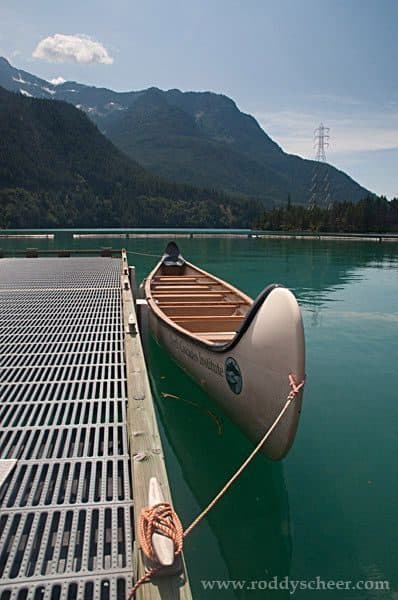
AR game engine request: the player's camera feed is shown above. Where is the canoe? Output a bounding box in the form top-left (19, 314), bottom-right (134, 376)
top-left (143, 242), bottom-right (305, 460)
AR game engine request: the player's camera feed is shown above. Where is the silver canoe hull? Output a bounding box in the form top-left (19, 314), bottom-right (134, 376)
top-left (147, 284), bottom-right (305, 460)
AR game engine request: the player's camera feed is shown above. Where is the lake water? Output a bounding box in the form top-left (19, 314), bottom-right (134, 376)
top-left (1, 232), bottom-right (397, 598)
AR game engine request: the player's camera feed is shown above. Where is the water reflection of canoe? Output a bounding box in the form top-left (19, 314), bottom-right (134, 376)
top-left (143, 242), bottom-right (305, 460)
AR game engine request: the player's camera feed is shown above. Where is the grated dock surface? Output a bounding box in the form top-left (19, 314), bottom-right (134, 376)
top-left (0, 258), bottom-right (134, 600)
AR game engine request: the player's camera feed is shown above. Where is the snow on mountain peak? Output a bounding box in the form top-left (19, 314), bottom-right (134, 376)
top-left (42, 86), bottom-right (56, 96)
top-left (12, 74), bottom-right (29, 85)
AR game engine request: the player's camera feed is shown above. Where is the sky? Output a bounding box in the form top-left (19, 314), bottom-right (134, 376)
top-left (1, 0), bottom-right (397, 198)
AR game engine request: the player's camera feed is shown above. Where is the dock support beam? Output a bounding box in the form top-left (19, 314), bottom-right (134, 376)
top-left (121, 250), bottom-right (192, 600)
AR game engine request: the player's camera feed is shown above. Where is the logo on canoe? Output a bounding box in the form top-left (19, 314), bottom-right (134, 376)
top-left (225, 357), bottom-right (242, 394)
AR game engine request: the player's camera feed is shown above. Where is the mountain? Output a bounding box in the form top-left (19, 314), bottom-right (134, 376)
top-left (0, 86), bottom-right (259, 228)
top-left (0, 57), bottom-right (370, 206)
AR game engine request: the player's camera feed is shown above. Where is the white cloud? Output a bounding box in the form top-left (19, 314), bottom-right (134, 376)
top-left (33, 34), bottom-right (113, 65)
top-left (49, 76), bottom-right (66, 85)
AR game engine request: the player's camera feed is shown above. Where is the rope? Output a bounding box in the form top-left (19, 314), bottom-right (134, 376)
top-left (161, 392), bottom-right (223, 435)
top-left (127, 506), bottom-right (183, 600)
top-left (139, 503), bottom-right (184, 563)
top-left (127, 373), bottom-right (305, 599)
top-left (126, 250), bottom-right (160, 258)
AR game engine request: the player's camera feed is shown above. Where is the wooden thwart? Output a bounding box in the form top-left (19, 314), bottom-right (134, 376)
top-left (154, 276), bottom-right (212, 282)
top-left (196, 332), bottom-right (236, 341)
top-left (153, 293), bottom-right (225, 302)
top-left (162, 306), bottom-right (244, 317)
top-left (152, 285), bottom-right (212, 291)
top-left (158, 301), bottom-right (246, 307)
top-left (173, 315), bottom-right (243, 321)
top-left (172, 318), bottom-right (242, 333)
top-left (154, 276), bottom-right (198, 281)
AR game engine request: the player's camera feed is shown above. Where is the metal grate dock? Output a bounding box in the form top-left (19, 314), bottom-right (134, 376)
top-left (0, 258), bottom-right (134, 599)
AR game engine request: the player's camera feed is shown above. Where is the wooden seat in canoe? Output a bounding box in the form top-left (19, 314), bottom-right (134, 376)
top-left (153, 293), bottom-right (226, 301)
top-left (172, 316), bottom-right (244, 333)
top-left (161, 305), bottom-right (246, 317)
top-left (195, 332), bottom-right (237, 342)
top-left (153, 276), bottom-right (213, 282)
top-left (153, 287), bottom-right (217, 293)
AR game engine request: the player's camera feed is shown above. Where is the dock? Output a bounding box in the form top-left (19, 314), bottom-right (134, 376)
top-left (0, 251), bottom-right (191, 599)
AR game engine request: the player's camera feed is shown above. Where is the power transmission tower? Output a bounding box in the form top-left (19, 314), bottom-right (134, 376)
top-left (309, 123), bottom-right (331, 209)
top-left (314, 123), bottom-right (329, 161)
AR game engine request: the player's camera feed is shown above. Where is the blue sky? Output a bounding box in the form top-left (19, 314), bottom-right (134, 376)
top-left (1, 0), bottom-right (397, 198)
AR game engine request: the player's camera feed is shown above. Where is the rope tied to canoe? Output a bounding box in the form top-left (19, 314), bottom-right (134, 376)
top-left (127, 372), bottom-right (305, 599)
top-left (288, 373), bottom-right (305, 399)
top-left (126, 249), bottom-right (161, 258)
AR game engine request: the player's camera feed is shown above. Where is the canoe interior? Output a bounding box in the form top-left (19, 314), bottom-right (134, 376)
top-left (150, 262), bottom-right (252, 344)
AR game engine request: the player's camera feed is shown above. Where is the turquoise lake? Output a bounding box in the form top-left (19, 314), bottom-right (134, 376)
top-left (1, 232), bottom-right (397, 598)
